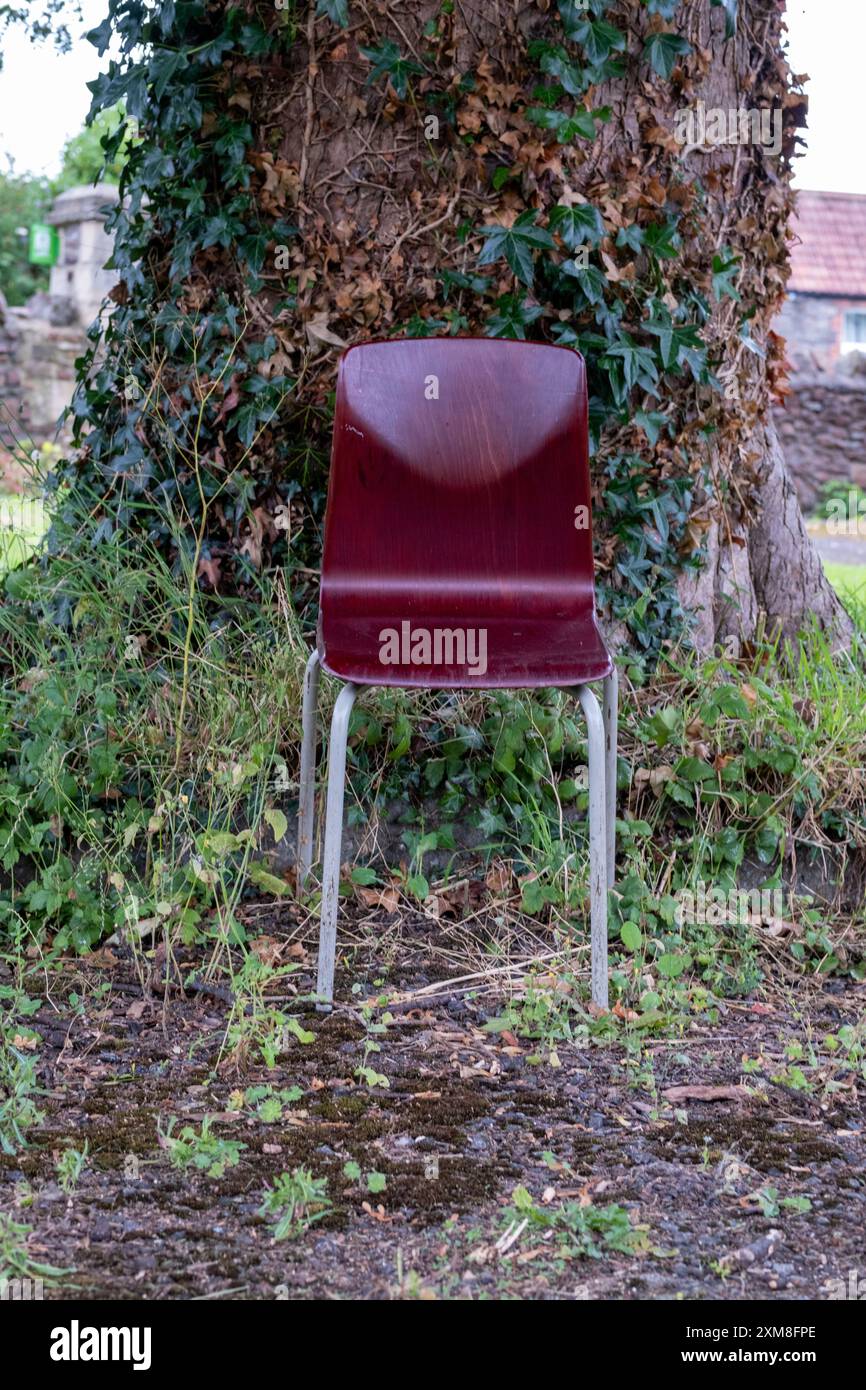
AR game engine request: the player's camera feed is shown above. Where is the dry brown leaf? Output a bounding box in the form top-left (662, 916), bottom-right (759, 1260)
top-left (355, 885), bottom-right (399, 914)
top-left (250, 935), bottom-right (284, 967)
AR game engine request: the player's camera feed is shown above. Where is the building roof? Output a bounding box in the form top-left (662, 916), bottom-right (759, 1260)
top-left (788, 190), bottom-right (866, 297)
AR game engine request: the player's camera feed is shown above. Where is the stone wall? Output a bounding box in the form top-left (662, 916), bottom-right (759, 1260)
top-left (0, 293), bottom-right (28, 451)
top-left (7, 310), bottom-right (82, 444)
top-left (0, 185), bottom-right (119, 464)
top-left (773, 369), bottom-right (866, 512)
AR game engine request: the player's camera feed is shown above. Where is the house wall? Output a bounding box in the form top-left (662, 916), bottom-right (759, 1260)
top-left (776, 293), bottom-right (866, 373)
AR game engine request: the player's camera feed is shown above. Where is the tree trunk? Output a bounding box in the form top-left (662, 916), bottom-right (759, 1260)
top-left (81, 0), bottom-right (853, 655)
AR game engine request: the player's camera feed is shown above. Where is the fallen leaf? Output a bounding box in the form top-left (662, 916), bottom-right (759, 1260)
top-left (485, 861), bottom-right (512, 895)
top-left (305, 310), bottom-right (347, 352)
top-left (355, 885), bottom-right (399, 913)
top-left (250, 935), bottom-right (284, 967)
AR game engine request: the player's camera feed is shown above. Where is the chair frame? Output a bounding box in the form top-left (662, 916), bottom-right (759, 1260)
top-left (297, 651), bottom-right (618, 1010)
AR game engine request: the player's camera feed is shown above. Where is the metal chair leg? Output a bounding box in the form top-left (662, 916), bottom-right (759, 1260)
top-left (602, 666), bottom-right (618, 892)
top-left (316, 681), bottom-right (358, 1008)
top-left (297, 650), bottom-right (321, 887)
top-left (575, 684), bottom-right (609, 1010)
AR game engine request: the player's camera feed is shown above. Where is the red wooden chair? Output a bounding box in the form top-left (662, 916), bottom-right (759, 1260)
top-left (297, 339), bottom-right (617, 1007)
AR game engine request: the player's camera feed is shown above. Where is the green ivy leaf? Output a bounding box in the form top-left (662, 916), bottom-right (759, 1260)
top-left (478, 211), bottom-right (555, 287)
top-left (643, 31), bottom-right (692, 78)
top-left (634, 410), bottom-right (670, 446)
top-left (360, 40), bottom-right (422, 99)
top-left (539, 48), bottom-right (587, 98)
top-left (643, 219), bottom-right (681, 260)
top-left (485, 295), bottom-right (544, 338)
top-left (316, 0), bottom-right (350, 27)
top-left (712, 249), bottom-right (741, 301)
top-left (562, 15), bottom-right (626, 65)
top-left (549, 202), bottom-right (605, 248)
top-left (527, 103), bottom-right (610, 143)
top-left (600, 335), bottom-right (660, 402)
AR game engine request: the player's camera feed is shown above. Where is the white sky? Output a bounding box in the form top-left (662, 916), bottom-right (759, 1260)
top-left (0, 0), bottom-right (109, 178)
top-left (0, 1), bottom-right (862, 191)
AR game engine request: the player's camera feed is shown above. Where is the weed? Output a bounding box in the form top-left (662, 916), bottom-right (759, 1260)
top-left (343, 1161), bottom-right (387, 1195)
top-left (503, 1185), bottom-right (651, 1259)
top-left (55, 1142), bottom-right (89, 1195)
top-left (158, 1116), bottom-right (246, 1178)
top-left (0, 1040), bottom-right (43, 1154)
top-left (259, 1168), bottom-right (331, 1239)
top-left (0, 1213), bottom-right (69, 1286)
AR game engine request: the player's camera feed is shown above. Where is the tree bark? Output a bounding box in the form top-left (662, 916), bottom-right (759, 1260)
top-left (219, 0), bottom-right (852, 650)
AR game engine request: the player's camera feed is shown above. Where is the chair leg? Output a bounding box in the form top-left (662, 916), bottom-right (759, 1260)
top-left (575, 685), bottom-right (609, 1010)
top-left (602, 666), bottom-right (618, 893)
top-left (297, 650), bottom-right (321, 887)
top-left (316, 681), bottom-right (359, 1009)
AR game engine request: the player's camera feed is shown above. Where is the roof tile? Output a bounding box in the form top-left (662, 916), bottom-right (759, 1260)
top-left (789, 190), bottom-right (866, 296)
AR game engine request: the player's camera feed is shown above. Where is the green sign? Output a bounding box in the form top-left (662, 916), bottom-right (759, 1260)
top-left (28, 223), bottom-right (59, 267)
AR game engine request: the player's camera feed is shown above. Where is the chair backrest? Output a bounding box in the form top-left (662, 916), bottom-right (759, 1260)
top-left (320, 337), bottom-right (594, 623)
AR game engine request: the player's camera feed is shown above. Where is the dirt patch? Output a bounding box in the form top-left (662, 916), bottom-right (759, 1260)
top-left (1, 906), bottom-right (865, 1300)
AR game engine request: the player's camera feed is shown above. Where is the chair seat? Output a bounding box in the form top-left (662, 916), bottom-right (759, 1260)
top-left (318, 609), bottom-right (612, 688)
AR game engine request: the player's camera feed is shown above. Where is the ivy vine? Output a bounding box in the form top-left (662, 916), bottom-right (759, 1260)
top-left (52, 0), bottom-right (777, 663)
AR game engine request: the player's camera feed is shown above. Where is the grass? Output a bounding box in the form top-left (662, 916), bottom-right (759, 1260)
top-left (0, 492), bottom-right (46, 573)
top-left (0, 459), bottom-right (864, 1026)
top-left (824, 561), bottom-right (866, 605)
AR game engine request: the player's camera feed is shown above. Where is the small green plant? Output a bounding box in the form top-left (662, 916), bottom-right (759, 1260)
top-left (227, 1083), bottom-right (304, 1122)
top-left (353, 998), bottom-right (392, 1088)
top-left (56, 1142), bottom-right (89, 1194)
top-left (159, 1116), bottom-right (246, 1178)
top-left (343, 1161), bottom-right (387, 1195)
top-left (752, 1186), bottom-right (812, 1219)
top-left (0, 1213), bottom-right (70, 1287)
top-left (259, 1168), bottom-right (331, 1239)
top-left (0, 1041), bottom-right (43, 1154)
top-left (503, 1185), bottom-right (649, 1259)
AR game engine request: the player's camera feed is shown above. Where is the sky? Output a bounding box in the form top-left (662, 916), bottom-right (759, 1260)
top-left (0, 1), bottom-right (863, 192)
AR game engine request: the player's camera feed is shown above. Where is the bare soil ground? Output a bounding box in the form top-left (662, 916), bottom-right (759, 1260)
top-left (2, 902), bottom-right (864, 1301)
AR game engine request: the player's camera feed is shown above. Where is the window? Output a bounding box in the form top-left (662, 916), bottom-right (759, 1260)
top-left (842, 310), bottom-right (866, 354)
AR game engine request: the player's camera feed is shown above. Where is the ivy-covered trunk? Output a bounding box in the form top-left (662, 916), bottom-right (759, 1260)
top-left (72, 0), bottom-right (850, 662)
